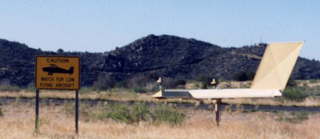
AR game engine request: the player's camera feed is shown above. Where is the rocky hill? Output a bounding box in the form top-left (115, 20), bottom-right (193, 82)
top-left (1, 35), bottom-right (320, 88)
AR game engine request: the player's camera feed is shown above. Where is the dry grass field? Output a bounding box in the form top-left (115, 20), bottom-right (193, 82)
top-left (0, 102), bottom-right (319, 139)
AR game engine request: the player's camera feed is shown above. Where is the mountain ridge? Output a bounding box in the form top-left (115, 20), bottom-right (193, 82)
top-left (0, 34), bottom-right (320, 88)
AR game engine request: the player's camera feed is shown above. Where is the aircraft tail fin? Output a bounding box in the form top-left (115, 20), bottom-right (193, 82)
top-left (251, 42), bottom-right (304, 91)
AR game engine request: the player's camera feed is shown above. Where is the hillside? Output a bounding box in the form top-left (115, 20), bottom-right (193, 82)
top-left (1, 35), bottom-right (320, 88)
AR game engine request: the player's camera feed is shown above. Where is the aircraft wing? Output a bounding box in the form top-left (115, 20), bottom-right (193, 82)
top-left (153, 89), bottom-right (281, 99)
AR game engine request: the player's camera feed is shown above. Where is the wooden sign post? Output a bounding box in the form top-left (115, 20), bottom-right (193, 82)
top-left (35, 56), bottom-right (80, 134)
top-left (35, 89), bottom-right (40, 133)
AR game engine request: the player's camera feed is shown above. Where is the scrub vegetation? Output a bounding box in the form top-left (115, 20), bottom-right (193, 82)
top-left (282, 87), bottom-right (308, 102)
top-left (64, 102), bottom-right (185, 126)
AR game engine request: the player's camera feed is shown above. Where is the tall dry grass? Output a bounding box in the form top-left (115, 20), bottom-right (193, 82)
top-left (0, 102), bottom-right (319, 139)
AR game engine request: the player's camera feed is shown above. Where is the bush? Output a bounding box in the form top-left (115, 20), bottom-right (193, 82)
top-left (99, 103), bottom-right (185, 125)
top-left (283, 88), bottom-right (307, 102)
top-left (153, 105), bottom-right (185, 125)
top-left (106, 104), bottom-right (134, 124)
top-left (105, 103), bottom-right (153, 124)
top-left (131, 103), bottom-right (152, 122)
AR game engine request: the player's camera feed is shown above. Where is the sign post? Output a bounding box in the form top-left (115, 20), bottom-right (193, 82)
top-left (75, 90), bottom-right (79, 134)
top-left (35, 89), bottom-right (40, 134)
top-left (35, 56), bottom-right (80, 134)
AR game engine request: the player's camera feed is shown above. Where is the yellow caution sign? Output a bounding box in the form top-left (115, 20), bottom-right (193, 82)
top-left (35, 56), bottom-right (80, 90)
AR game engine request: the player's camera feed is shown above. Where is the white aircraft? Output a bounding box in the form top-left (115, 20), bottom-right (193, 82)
top-left (153, 42), bottom-right (304, 125)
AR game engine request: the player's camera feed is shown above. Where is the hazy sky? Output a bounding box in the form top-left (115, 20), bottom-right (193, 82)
top-left (0, 0), bottom-right (319, 59)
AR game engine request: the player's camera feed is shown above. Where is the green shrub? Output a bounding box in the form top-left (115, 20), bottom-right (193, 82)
top-left (153, 105), bottom-right (185, 125)
top-left (106, 103), bottom-right (135, 124)
top-left (283, 88), bottom-right (307, 102)
top-left (131, 103), bottom-right (152, 122)
top-left (98, 103), bottom-right (185, 125)
top-left (105, 103), bottom-right (152, 124)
